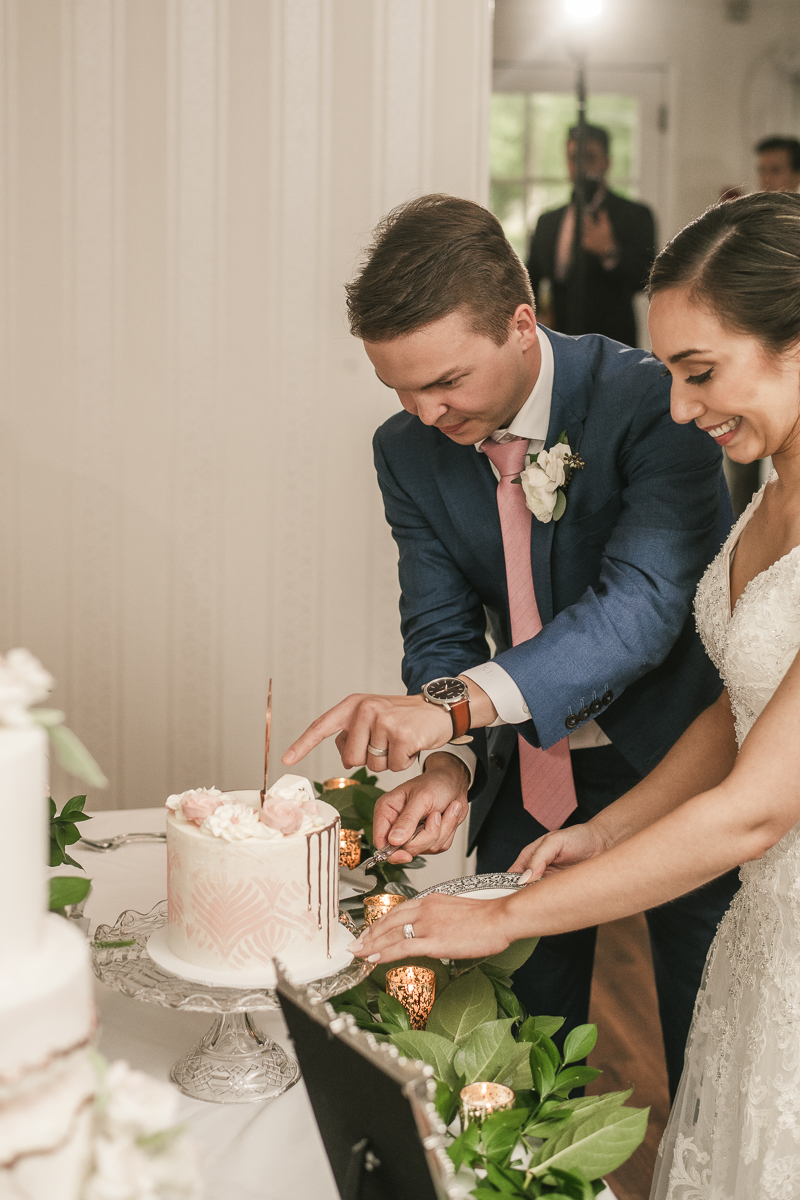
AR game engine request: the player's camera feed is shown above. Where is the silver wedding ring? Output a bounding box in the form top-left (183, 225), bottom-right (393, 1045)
top-left (403, 923), bottom-right (415, 939)
top-left (367, 743), bottom-right (389, 757)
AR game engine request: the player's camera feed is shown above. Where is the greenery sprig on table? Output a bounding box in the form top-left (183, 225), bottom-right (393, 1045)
top-left (331, 940), bottom-right (648, 1197)
top-left (314, 768), bottom-right (426, 896)
top-left (48, 794), bottom-right (92, 914)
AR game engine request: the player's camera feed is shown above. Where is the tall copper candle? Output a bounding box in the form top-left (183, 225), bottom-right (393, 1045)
top-left (339, 828), bottom-right (362, 869)
top-left (363, 893), bottom-right (406, 925)
top-left (386, 966), bottom-right (436, 1030)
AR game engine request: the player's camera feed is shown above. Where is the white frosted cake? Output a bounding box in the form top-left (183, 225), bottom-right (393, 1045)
top-left (165, 775), bottom-right (341, 974)
top-left (0, 713), bottom-right (96, 1198)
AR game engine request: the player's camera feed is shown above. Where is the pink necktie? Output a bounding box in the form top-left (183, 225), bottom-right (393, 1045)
top-left (481, 436), bottom-right (577, 830)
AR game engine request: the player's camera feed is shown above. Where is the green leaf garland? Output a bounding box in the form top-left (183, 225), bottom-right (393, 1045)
top-left (327, 801), bottom-right (646, 1199)
top-left (528, 1104), bottom-right (650, 1180)
top-left (49, 794), bottom-right (92, 869)
top-left (391, 1030), bottom-right (459, 1089)
top-left (453, 1019), bottom-right (518, 1085)
top-left (562, 1024), bottom-right (598, 1066)
top-left (427, 969), bottom-right (497, 1044)
top-left (46, 723), bottom-right (108, 789)
top-left (49, 875), bottom-right (91, 913)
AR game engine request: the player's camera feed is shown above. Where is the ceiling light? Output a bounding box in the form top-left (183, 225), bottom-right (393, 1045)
top-left (564, 0), bottom-right (603, 25)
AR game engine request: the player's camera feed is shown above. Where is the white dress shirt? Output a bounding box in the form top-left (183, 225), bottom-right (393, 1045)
top-left (420, 326), bottom-right (610, 784)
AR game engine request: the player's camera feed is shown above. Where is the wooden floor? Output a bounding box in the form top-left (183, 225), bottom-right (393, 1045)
top-left (586, 913), bottom-right (671, 1200)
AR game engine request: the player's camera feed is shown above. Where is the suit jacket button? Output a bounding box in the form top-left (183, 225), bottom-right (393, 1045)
top-left (589, 699), bottom-right (603, 715)
top-left (565, 714), bottom-right (579, 730)
top-left (602, 690), bottom-right (614, 706)
top-left (578, 707), bottom-right (590, 723)
top-left (490, 754), bottom-right (504, 769)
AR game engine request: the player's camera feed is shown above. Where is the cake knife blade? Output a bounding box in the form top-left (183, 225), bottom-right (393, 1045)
top-left (260, 678), bottom-right (272, 804)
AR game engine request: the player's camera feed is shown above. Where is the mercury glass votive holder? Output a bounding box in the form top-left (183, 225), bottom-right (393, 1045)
top-left (363, 893), bottom-right (406, 925)
top-left (386, 966), bottom-right (436, 1031)
top-left (323, 777), bottom-right (359, 791)
top-left (339, 828), bottom-right (362, 869)
top-left (458, 1082), bottom-right (515, 1129)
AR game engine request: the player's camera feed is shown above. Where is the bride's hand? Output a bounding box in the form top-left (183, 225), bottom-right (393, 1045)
top-left (348, 893), bottom-right (513, 964)
top-left (510, 822), bottom-right (608, 882)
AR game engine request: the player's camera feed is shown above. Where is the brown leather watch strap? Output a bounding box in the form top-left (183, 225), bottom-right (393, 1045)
top-left (449, 696), bottom-right (471, 739)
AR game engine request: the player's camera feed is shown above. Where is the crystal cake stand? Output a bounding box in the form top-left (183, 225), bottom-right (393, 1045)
top-left (92, 901), bottom-right (371, 1105)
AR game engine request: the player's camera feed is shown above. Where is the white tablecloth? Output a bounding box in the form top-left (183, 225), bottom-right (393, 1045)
top-left (62, 808), bottom-right (616, 1200)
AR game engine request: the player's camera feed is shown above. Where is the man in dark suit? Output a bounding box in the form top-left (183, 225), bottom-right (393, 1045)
top-left (756, 135), bottom-right (800, 193)
top-left (284, 195), bottom-right (737, 1097)
top-left (527, 124), bottom-right (655, 347)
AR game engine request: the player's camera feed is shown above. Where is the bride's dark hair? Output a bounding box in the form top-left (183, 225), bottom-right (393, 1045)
top-left (649, 191), bottom-right (800, 352)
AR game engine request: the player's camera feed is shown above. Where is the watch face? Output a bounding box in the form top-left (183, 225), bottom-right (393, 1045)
top-left (425, 677), bottom-right (468, 703)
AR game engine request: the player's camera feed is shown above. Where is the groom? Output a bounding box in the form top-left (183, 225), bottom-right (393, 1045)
top-left (284, 194), bottom-right (739, 1096)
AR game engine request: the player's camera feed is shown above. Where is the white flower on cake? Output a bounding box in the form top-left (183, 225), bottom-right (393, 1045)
top-left (202, 801), bottom-right (276, 841)
top-left (86, 1059), bottom-right (201, 1200)
top-left (264, 773), bottom-right (316, 805)
top-left (165, 775), bottom-right (326, 840)
top-left (0, 647), bottom-right (54, 727)
top-left (261, 773), bottom-right (326, 836)
top-left (166, 786), bottom-right (228, 826)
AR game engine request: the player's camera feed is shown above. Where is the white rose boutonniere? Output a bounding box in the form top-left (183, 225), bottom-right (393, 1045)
top-left (514, 431), bottom-right (584, 523)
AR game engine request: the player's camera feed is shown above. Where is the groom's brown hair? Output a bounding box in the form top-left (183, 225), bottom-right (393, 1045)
top-left (346, 194), bottom-right (534, 347)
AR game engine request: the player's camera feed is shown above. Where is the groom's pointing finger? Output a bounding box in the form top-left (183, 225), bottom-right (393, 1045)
top-left (282, 694), bottom-right (365, 764)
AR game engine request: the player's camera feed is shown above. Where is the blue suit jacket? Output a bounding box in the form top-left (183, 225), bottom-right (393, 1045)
top-left (373, 328), bottom-right (732, 840)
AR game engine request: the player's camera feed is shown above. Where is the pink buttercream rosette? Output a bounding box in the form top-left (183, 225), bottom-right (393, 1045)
top-left (260, 798), bottom-right (303, 835)
top-left (259, 774), bottom-right (322, 837)
top-left (165, 787), bottom-right (225, 826)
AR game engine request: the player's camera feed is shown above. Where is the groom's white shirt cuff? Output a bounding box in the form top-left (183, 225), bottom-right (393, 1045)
top-left (462, 662), bottom-right (611, 749)
top-left (419, 657), bottom-right (609, 788)
top-left (462, 661), bottom-right (530, 723)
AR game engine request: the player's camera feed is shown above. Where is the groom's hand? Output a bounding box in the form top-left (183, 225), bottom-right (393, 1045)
top-left (282, 692), bottom-right (452, 773)
top-left (372, 753), bottom-right (470, 862)
top-left (282, 680), bottom-right (496, 773)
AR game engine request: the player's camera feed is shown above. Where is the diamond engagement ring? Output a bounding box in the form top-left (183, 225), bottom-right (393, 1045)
top-left (403, 923), bottom-right (415, 939)
top-left (367, 744), bottom-right (389, 757)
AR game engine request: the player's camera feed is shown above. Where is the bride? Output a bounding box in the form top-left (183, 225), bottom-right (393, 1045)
top-left (350, 191), bottom-right (800, 1199)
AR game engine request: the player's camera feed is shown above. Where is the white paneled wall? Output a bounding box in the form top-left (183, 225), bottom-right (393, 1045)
top-left (0, 0), bottom-right (492, 807)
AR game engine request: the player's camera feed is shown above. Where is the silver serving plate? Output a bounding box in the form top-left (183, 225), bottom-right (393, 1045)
top-left (414, 871), bottom-right (527, 899)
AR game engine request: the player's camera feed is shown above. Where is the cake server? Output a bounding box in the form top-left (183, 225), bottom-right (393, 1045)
top-left (343, 822), bottom-right (427, 889)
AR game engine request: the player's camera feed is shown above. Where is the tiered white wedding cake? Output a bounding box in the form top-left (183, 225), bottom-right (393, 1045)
top-left (165, 776), bottom-right (341, 975)
top-left (0, 649), bottom-right (202, 1200)
top-left (0, 719), bottom-right (97, 1197)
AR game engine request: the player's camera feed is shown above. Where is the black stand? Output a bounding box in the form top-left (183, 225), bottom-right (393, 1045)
top-left (342, 1138), bottom-right (383, 1200)
top-left (275, 965), bottom-right (454, 1200)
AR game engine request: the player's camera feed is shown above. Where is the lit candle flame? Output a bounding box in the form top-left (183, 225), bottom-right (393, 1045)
top-left (386, 966), bottom-right (436, 1030)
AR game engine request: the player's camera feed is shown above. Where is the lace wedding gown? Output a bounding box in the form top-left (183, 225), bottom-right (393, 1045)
top-left (651, 478), bottom-right (800, 1200)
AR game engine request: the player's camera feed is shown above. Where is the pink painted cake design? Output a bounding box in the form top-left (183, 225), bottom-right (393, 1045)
top-left (165, 776), bottom-right (340, 973)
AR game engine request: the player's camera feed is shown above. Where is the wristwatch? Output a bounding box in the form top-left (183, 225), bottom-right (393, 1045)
top-left (421, 677), bottom-right (473, 744)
